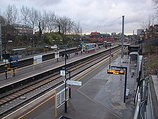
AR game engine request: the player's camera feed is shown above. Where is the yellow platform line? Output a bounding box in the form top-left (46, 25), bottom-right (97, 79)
top-left (18, 94), bottom-right (55, 119)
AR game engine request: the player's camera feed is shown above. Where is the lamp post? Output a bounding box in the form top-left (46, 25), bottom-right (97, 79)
top-left (64, 45), bottom-right (68, 113)
top-left (60, 47), bottom-right (68, 113)
top-left (30, 38), bottom-right (32, 46)
top-left (0, 22), bottom-right (2, 61)
top-left (68, 70), bottom-right (71, 98)
top-left (109, 44), bottom-right (112, 69)
top-left (121, 15), bottom-right (125, 59)
top-left (55, 39), bottom-right (59, 62)
top-left (3, 40), bottom-right (12, 79)
top-left (3, 49), bottom-right (9, 79)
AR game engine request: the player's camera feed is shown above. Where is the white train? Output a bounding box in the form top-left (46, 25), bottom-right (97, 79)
top-left (129, 52), bottom-right (143, 80)
top-left (81, 43), bottom-right (96, 53)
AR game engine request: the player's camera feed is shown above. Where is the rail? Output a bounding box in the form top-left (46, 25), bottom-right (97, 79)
top-left (1, 45), bottom-right (119, 117)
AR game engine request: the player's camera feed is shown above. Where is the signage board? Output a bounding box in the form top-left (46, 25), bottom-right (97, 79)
top-left (56, 89), bottom-right (65, 108)
top-left (56, 83), bottom-right (65, 92)
top-left (33, 55), bottom-right (42, 65)
top-left (55, 51), bottom-right (59, 58)
top-left (55, 83), bottom-right (69, 108)
top-left (66, 80), bottom-right (82, 86)
top-left (51, 45), bottom-right (57, 49)
top-left (60, 70), bottom-right (65, 76)
top-left (107, 69), bottom-right (125, 75)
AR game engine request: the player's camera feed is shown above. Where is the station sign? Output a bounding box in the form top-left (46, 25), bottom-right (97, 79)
top-left (33, 55), bottom-right (42, 65)
top-left (55, 83), bottom-right (69, 108)
top-left (66, 80), bottom-right (82, 86)
top-left (81, 44), bottom-right (88, 47)
top-left (56, 88), bottom-right (69, 108)
top-left (60, 69), bottom-right (66, 76)
top-left (107, 69), bottom-right (125, 75)
top-left (55, 51), bottom-right (59, 58)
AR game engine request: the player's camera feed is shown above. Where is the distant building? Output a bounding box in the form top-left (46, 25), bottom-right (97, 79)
top-left (90, 32), bottom-right (100, 36)
top-left (87, 32), bottom-right (120, 42)
top-left (88, 32), bottom-right (111, 42)
top-left (14, 24), bottom-right (33, 35)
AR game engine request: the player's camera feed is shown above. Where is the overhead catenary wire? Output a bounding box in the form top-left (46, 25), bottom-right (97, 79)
top-left (104, 16), bottom-right (122, 27)
top-left (84, 16), bottom-right (122, 33)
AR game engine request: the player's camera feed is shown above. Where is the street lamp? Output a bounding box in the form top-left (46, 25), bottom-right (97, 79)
top-left (121, 15), bottom-right (125, 59)
top-left (109, 44), bottom-right (112, 69)
top-left (68, 70), bottom-right (71, 98)
top-left (0, 22), bottom-right (2, 60)
top-left (64, 45), bottom-right (68, 113)
top-left (60, 45), bottom-right (68, 113)
top-left (30, 38), bottom-right (32, 46)
top-left (3, 40), bottom-right (13, 79)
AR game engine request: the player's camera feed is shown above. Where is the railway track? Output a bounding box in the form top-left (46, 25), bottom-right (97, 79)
top-left (0, 47), bottom-right (120, 118)
top-left (0, 47), bottom-right (80, 74)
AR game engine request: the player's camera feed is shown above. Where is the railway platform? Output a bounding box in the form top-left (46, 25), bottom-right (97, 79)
top-left (4, 52), bottom-right (158, 119)
top-left (4, 54), bottom-right (139, 119)
top-left (0, 46), bottom-right (111, 88)
top-left (56, 55), bottom-right (136, 119)
top-left (2, 44), bottom-right (158, 119)
top-left (60, 58), bottom-right (158, 119)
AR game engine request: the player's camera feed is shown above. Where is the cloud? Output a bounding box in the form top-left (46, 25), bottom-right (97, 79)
top-left (0, 0), bottom-right (156, 34)
top-left (33, 0), bottom-right (63, 6)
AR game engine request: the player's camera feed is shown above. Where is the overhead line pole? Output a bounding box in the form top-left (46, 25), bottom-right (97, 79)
top-left (121, 15), bottom-right (125, 59)
top-left (0, 22), bottom-right (2, 60)
top-left (64, 45), bottom-right (68, 113)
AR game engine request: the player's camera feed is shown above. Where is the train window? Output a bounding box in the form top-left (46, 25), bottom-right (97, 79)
top-left (130, 55), bottom-right (137, 61)
top-left (130, 52), bottom-right (139, 61)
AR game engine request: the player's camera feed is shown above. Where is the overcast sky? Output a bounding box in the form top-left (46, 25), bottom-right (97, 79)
top-left (0, 0), bottom-right (156, 35)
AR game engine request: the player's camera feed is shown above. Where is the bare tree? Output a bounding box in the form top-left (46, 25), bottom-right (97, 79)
top-left (0, 15), bottom-right (6, 25)
top-left (36, 10), bottom-right (49, 39)
top-left (67, 18), bottom-right (75, 34)
top-left (21, 6), bottom-right (30, 25)
top-left (153, 0), bottom-right (158, 5)
top-left (141, 15), bottom-right (157, 54)
top-left (39, 10), bottom-right (49, 33)
top-left (55, 16), bottom-right (74, 35)
top-left (141, 15), bottom-right (156, 30)
top-left (45, 11), bottom-right (56, 32)
top-left (21, 7), bottom-right (56, 33)
top-left (74, 22), bottom-right (82, 35)
top-left (27, 7), bottom-right (38, 30)
top-left (152, 0), bottom-right (158, 19)
top-left (5, 5), bottom-right (18, 25)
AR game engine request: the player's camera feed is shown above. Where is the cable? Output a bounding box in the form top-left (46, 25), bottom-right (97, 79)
top-left (104, 17), bottom-right (122, 27)
top-left (139, 98), bottom-right (147, 119)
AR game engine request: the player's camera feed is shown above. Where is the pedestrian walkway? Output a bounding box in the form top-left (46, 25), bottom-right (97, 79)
top-left (150, 75), bottom-right (158, 119)
top-left (32, 55), bottom-right (136, 119)
top-left (4, 52), bottom-right (158, 119)
top-left (3, 49), bottom-right (138, 119)
top-left (59, 56), bottom-right (135, 119)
